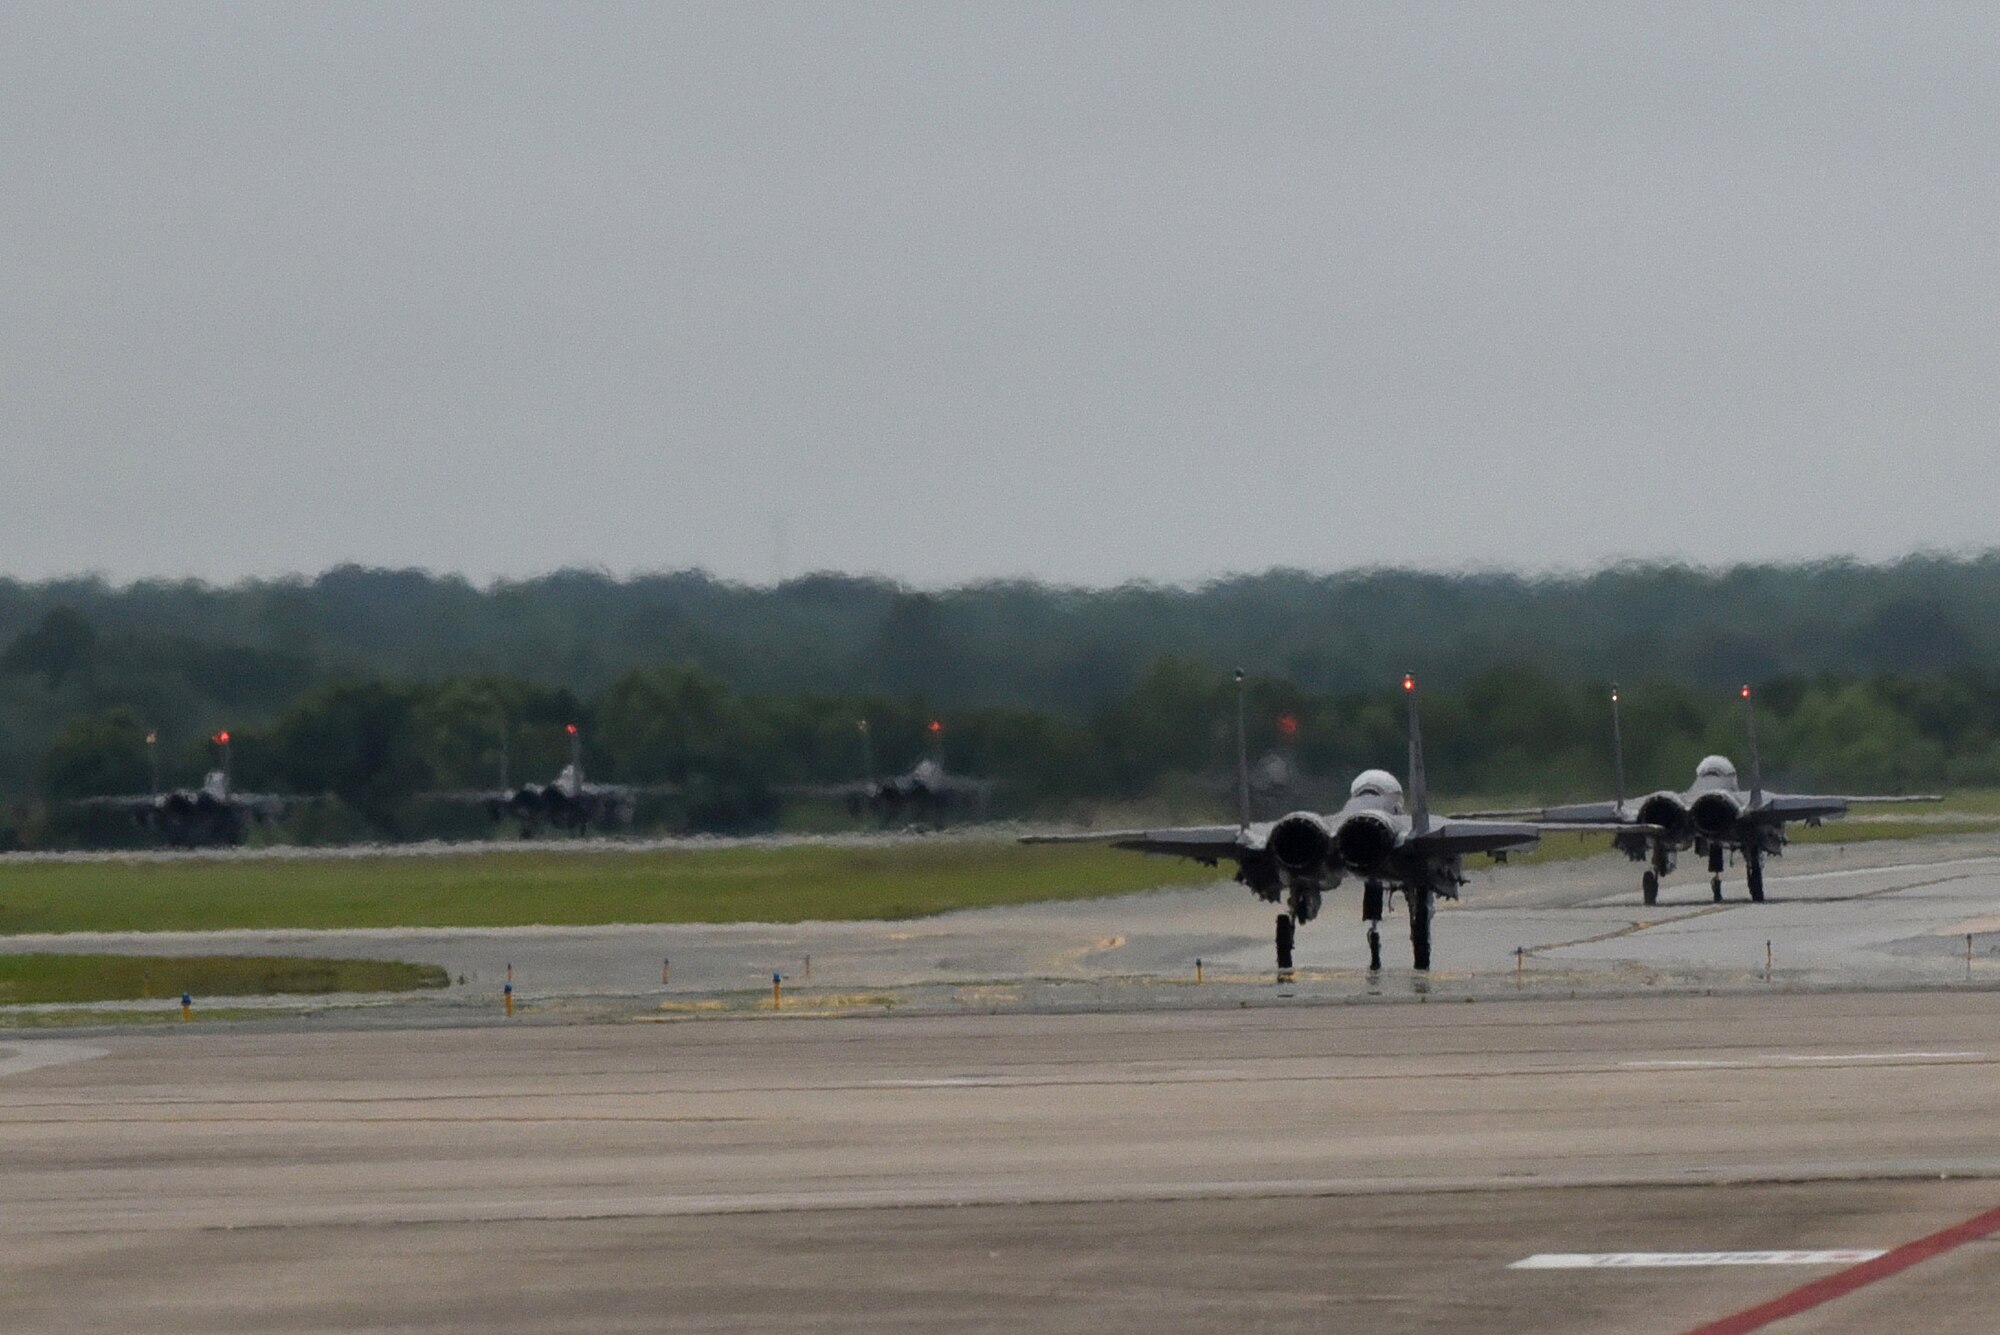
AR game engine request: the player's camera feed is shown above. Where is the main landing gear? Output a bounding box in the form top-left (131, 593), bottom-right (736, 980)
top-left (1273, 882), bottom-right (1433, 972)
top-left (1708, 844), bottom-right (1726, 902)
top-left (1641, 846), bottom-right (1671, 906)
top-left (1746, 846), bottom-right (1765, 903)
top-left (1408, 887), bottom-right (1433, 972)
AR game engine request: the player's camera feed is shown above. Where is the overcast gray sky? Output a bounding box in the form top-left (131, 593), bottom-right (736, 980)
top-left (3, 3), bottom-right (1996, 587)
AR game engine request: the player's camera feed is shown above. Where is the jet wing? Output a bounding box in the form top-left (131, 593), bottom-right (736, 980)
top-left (226, 792), bottom-right (321, 818)
top-left (1448, 800), bottom-right (1628, 823)
top-left (1407, 818), bottom-right (1548, 857)
top-left (1410, 816), bottom-right (1655, 857)
top-left (1753, 793), bottom-right (1941, 822)
top-left (76, 794), bottom-right (162, 811)
top-left (1022, 825), bottom-right (1252, 866)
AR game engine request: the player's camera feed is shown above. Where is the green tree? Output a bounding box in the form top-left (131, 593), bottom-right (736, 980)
top-left (40, 708), bottom-right (151, 802)
top-left (2, 607), bottom-right (97, 688)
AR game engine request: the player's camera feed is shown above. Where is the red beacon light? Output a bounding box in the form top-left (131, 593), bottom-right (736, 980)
top-left (1402, 674), bottom-right (1415, 693)
top-left (927, 719), bottom-right (943, 734)
top-left (1740, 685), bottom-right (1752, 700)
top-left (1277, 714), bottom-right (1299, 737)
top-left (566, 723), bottom-right (579, 736)
top-left (214, 730), bottom-right (230, 745)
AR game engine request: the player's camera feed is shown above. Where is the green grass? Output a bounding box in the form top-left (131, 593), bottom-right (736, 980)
top-left (0, 954), bottom-right (448, 1005)
top-left (0, 843), bottom-right (1207, 936)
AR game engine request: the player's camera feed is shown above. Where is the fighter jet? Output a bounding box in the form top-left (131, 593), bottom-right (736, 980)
top-left (428, 723), bottom-right (655, 837)
top-left (794, 719), bottom-right (995, 823)
top-left (1231, 712), bottom-right (1336, 818)
top-left (1457, 686), bottom-right (1940, 904)
top-left (81, 730), bottom-right (302, 847)
top-left (1026, 674), bottom-right (1643, 971)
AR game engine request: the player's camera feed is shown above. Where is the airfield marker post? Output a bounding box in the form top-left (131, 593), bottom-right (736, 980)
top-left (1195, 958), bottom-right (1203, 985)
top-left (662, 958), bottom-right (670, 985)
top-left (506, 962), bottom-right (513, 985)
top-left (804, 954), bottom-right (811, 980)
top-left (1969, 934), bottom-right (1975, 974)
top-left (1766, 940), bottom-right (1773, 983)
top-left (503, 983), bottom-right (513, 1017)
top-left (1515, 947), bottom-right (1524, 985)
top-left (772, 972), bottom-right (782, 1010)
top-left (180, 992), bottom-right (191, 1021)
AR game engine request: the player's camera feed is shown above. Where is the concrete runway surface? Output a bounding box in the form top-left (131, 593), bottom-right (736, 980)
top-left (6, 992), bottom-right (2000, 1332)
top-left (8, 833), bottom-right (2000, 1332)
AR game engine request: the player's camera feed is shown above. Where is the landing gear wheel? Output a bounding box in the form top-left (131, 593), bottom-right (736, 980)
top-left (1709, 845), bottom-right (1726, 902)
top-left (1747, 862), bottom-right (1764, 903)
top-left (1275, 913), bottom-right (1295, 970)
top-left (1367, 927), bottom-right (1382, 973)
top-left (1711, 877), bottom-right (1723, 903)
top-left (1641, 869), bottom-right (1659, 906)
top-left (1409, 893), bottom-right (1433, 971)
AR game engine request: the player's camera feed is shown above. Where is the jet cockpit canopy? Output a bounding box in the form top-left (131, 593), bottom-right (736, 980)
top-left (1694, 755), bottom-right (1738, 784)
top-left (1349, 769), bottom-right (1405, 808)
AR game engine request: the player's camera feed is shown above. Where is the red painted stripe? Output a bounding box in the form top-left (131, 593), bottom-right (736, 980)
top-left (1682, 1203), bottom-right (2000, 1335)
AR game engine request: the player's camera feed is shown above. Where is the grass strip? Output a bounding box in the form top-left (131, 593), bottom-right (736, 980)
top-left (0, 843), bottom-right (1202, 935)
top-left (0, 954), bottom-right (448, 1004)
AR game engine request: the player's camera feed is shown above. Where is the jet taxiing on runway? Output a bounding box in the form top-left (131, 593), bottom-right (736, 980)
top-left (1026, 674), bottom-right (1643, 972)
top-left (1459, 686), bottom-right (1939, 905)
top-left (80, 731), bottom-right (301, 847)
top-left (792, 719), bottom-right (995, 822)
top-left (431, 724), bottom-right (654, 837)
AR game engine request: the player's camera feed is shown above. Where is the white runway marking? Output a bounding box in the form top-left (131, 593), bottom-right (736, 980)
top-left (1624, 1051), bottom-right (1981, 1070)
top-left (0, 1041), bottom-right (109, 1078)
top-left (1510, 1250), bottom-right (1885, 1270)
top-left (868, 1077), bottom-right (997, 1088)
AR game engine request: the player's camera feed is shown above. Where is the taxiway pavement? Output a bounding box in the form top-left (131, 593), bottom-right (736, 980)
top-left (5, 992), bottom-right (2000, 1332)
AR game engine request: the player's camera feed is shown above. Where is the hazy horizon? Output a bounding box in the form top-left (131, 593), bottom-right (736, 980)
top-left (7, 4), bottom-right (1998, 586)
top-left (8, 543), bottom-right (1997, 598)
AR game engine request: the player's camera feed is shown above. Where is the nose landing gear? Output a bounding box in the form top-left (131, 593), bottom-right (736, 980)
top-left (1362, 880), bottom-right (1384, 972)
top-left (1708, 844), bottom-right (1726, 902)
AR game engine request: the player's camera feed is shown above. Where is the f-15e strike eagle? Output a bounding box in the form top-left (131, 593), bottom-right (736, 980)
top-left (1458, 686), bottom-right (1939, 905)
top-left (790, 719), bottom-right (995, 823)
top-left (81, 731), bottom-right (304, 847)
top-left (1026, 674), bottom-right (1643, 972)
top-left (428, 724), bottom-right (659, 837)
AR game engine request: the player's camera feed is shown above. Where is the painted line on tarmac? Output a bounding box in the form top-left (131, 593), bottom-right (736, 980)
top-left (1771, 855), bottom-right (2000, 886)
top-left (868, 1077), bottom-right (997, 1088)
top-left (1679, 1201), bottom-right (2000, 1335)
top-left (1624, 1051), bottom-right (1982, 1070)
top-left (1513, 1250), bottom-right (1883, 1270)
top-left (0, 1041), bottom-right (109, 1079)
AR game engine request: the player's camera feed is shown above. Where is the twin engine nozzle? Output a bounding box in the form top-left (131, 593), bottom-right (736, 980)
top-left (1269, 812), bottom-right (1400, 875)
top-left (1689, 791), bottom-right (1744, 839)
top-left (1636, 793), bottom-right (1693, 839)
